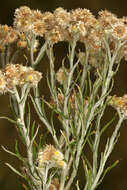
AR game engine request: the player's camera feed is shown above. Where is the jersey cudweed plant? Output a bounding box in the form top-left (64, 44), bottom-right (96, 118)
top-left (0, 6), bottom-right (127, 190)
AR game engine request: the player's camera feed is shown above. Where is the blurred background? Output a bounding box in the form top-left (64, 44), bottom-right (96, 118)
top-left (0, 0), bottom-right (127, 190)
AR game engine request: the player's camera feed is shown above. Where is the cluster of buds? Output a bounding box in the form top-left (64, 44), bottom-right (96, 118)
top-left (108, 95), bottom-right (127, 118)
top-left (0, 24), bottom-right (17, 50)
top-left (37, 145), bottom-right (66, 169)
top-left (0, 64), bottom-right (42, 94)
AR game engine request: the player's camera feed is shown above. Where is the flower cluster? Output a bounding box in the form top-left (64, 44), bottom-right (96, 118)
top-left (108, 95), bottom-right (127, 117)
top-left (13, 6), bottom-right (127, 61)
top-left (98, 10), bottom-right (127, 40)
top-left (37, 145), bottom-right (66, 169)
top-left (0, 64), bottom-right (42, 93)
top-left (13, 6), bottom-right (99, 45)
top-left (0, 25), bottom-right (17, 50)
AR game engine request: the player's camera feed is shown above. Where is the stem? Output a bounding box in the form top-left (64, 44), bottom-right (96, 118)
top-left (0, 50), bottom-right (5, 68)
top-left (90, 116), bottom-right (124, 190)
top-left (80, 49), bottom-right (89, 93)
top-left (59, 39), bottom-right (77, 190)
top-left (92, 40), bottom-right (122, 181)
top-left (30, 36), bottom-right (36, 67)
top-left (13, 87), bottom-right (41, 189)
top-left (34, 41), bottom-right (47, 66)
top-left (33, 87), bottom-right (59, 147)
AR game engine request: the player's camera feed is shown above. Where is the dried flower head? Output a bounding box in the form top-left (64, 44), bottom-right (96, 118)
top-left (69, 8), bottom-right (97, 41)
top-left (32, 9), bottom-right (43, 22)
top-left (1, 64), bottom-right (42, 90)
top-left (70, 8), bottom-right (96, 27)
top-left (0, 25), bottom-right (17, 49)
top-left (14, 6), bottom-right (33, 32)
top-left (45, 25), bottom-right (66, 44)
top-left (108, 95), bottom-right (127, 118)
top-left (112, 22), bottom-right (127, 40)
top-left (56, 67), bottom-right (69, 84)
top-left (3, 64), bottom-right (22, 88)
top-left (37, 145), bottom-right (66, 169)
top-left (33, 21), bottom-right (47, 37)
top-left (0, 71), bottom-right (7, 94)
top-left (54, 7), bottom-right (70, 29)
top-left (87, 28), bottom-right (102, 50)
top-left (68, 21), bottom-right (87, 39)
top-left (41, 12), bottom-right (56, 31)
top-left (121, 45), bottom-right (127, 61)
top-left (98, 10), bottom-right (118, 29)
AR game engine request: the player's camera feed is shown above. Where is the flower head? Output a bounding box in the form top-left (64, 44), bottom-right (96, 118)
top-left (0, 71), bottom-right (7, 94)
top-left (0, 25), bottom-right (17, 50)
top-left (14, 6), bottom-right (33, 32)
top-left (108, 95), bottom-right (127, 118)
top-left (56, 67), bottom-right (69, 84)
top-left (54, 7), bottom-right (70, 29)
top-left (0, 64), bottom-right (42, 93)
top-left (37, 145), bottom-right (66, 169)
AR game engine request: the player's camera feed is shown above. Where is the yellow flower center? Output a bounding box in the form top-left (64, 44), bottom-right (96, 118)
top-left (27, 75), bottom-right (33, 81)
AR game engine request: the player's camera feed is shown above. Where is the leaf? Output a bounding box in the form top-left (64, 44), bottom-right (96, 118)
top-left (2, 145), bottom-right (18, 158)
top-left (82, 158), bottom-right (89, 179)
top-left (97, 160), bottom-right (119, 186)
top-left (88, 71), bottom-right (92, 94)
top-left (31, 121), bottom-right (36, 139)
top-left (0, 116), bottom-right (17, 124)
top-left (22, 183), bottom-right (29, 190)
top-left (44, 98), bottom-right (69, 120)
top-left (5, 163), bottom-right (26, 179)
top-left (30, 126), bottom-right (39, 148)
top-left (34, 41), bottom-right (47, 66)
top-left (30, 94), bottom-right (43, 119)
top-left (69, 119), bottom-right (77, 138)
top-left (101, 113), bottom-right (117, 135)
top-left (9, 95), bottom-right (18, 118)
top-left (15, 141), bottom-right (26, 162)
top-left (26, 102), bottom-right (31, 136)
top-left (50, 109), bottom-right (55, 135)
top-left (76, 180), bottom-right (80, 190)
top-left (38, 133), bottom-right (48, 150)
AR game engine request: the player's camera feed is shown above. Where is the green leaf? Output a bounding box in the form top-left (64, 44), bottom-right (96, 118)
top-left (2, 145), bottom-right (18, 158)
top-left (41, 96), bottom-right (47, 118)
top-left (0, 116), bottom-right (17, 124)
top-left (5, 163), bottom-right (26, 179)
top-left (97, 160), bottom-right (119, 186)
top-left (69, 119), bottom-right (77, 138)
top-left (9, 95), bottom-right (18, 118)
top-left (44, 99), bottom-right (69, 120)
top-left (76, 180), bottom-right (80, 190)
top-left (34, 41), bottom-right (47, 66)
top-left (38, 133), bottom-right (48, 150)
top-left (22, 183), bottom-right (29, 190)
top-left (101, 113), bottom-right (117, 135)
top-left (15, 141), bottom-right (26, 162)
top-left (31, 121), bottom-right (36, 139)
top-left (30, 94), bottom-right (43, 119)
top-left (50, 109), bottom-right (56, 135)
top-left (88, 71), bottom-right (92, 94)
top-left (26, 102), bottom-right (31, 136)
